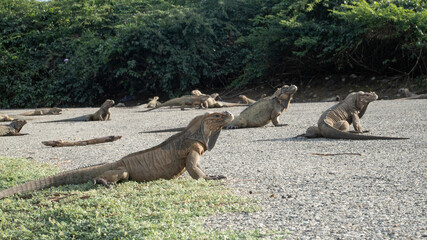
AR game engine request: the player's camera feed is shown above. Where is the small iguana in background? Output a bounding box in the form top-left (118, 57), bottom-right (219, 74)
top-left (202, 93), bottom-right (247, 108)
top-left (141, 95), bottom-right (210, 112)
top-left (0, 113), bottom-right (15, 122)
top-left (0, 119), bottom-right (27, 136)
top-left (226, 84), bottom-right (298, 129)
top-left (0, 111), bottom-right (234, 199)
top-left (41, 99), bottom-right (115, 123)
top-left (19, 107), bottom-right (62, 116)
top-left (299, 91), bottom-right (408, 140)
top-left (239, 95), bottom-right (256, 105)
top-left (397, 88), bottom-right (427, 99)
top-left (147, 96), bottom-right (161, 108)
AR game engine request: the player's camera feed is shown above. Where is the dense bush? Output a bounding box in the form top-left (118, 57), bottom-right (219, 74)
top-left (0, 0), bottom-right (425, 108)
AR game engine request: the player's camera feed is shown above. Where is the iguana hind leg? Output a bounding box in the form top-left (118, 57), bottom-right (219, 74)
top-left (93, 167), bottom-right (129, 188)
top-left (333, 120), bottom-right (350, 131)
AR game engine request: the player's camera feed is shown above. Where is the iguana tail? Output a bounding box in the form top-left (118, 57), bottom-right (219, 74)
top-left (0, 163), bottom-right (113, 199)
top-left (319, 124), bottom-right (409, 140)
top-left (38, 115), bottom-right (88, 123)
top-left (141, 127), bottom-right (186, 133)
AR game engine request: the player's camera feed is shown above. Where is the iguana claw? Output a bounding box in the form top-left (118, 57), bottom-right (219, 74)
top-left (93, 178), bottom-right (111, 188)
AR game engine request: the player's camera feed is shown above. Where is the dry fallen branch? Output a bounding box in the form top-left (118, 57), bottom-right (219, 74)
top-left (312, 153), bottom-right (362, 156)
top-left (42, 136), bottom-right (122, 147)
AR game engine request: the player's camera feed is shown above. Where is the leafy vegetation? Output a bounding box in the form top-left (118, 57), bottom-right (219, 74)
top-left (0, 157), bottom-right (280, 239)
top-left (1, 0), bottom-right (425, 108)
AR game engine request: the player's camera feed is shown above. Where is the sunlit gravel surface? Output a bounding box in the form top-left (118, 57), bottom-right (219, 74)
top-left (1, 99), bottom-right (426, 239)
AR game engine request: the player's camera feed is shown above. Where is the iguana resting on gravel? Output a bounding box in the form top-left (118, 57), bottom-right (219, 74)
top-left (19, 107), bottom-right (62, 116)
top-left (397, 88), bottom-right (427, 99)
top-left (0, 113), bottom-right (15, 122)
top-left (141, 95), bottom-right (210, 112)
top-left (239, 95), bottom-right (256, 105)
top-left (299, 91), bottom-right (408, 140)
top-left (226, 84), bottom-right (298, 129)
top-left (147, 96), bottom-right (161, 108)
top-left (0, 111), bottom-right (234, 199)
top-left (0, 120), bottom-right (27, 136)
top-left (41, 99), bottom-right (115, 123)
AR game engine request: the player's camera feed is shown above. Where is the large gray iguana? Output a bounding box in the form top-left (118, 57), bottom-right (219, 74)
top-left (0, 111), bottom-right (234, 199)
top-left (141, 95), bottom-right (210, 112)
top-left (41, 99), bottom-right (115, 123)
top-left (0, 120), bottom-right (27, 136)
top-left (226, 84), bottom-right (298, 129)
top-left (19, 107), bottom-right (62, 116)
top-left (299, 91), bottom-right (408, 140)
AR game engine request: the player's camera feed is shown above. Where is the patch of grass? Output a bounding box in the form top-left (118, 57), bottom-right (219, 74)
top-left (0, 157), bottom-right (283, 239)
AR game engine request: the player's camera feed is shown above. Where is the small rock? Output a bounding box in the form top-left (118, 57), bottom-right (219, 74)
top-left (350, 74), bottom-right (357, 79)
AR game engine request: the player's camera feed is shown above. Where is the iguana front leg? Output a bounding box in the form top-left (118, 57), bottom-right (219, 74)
top-left (271, 111), bottom-right (287, 127)
top-left (352, 113), bottom-right (363, 132)
top-left (93, 167), bottom-right (129, 188)
top-left (186, 150), bottom-right (225, 180)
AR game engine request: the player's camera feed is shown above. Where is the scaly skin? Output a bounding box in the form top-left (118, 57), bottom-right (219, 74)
top-left (226, 85), bottom-right (298, 129)
top-left (42, 99), bottom-right (115, 122)
top-left (142, 95), bottom-right (210, 112)
top-left (301, 91), bottom-right (408, 140)
top-left (20, 107), bottom-right (62, 116)
top-left (0, 120), bottom-right (27, 136)
top-left (0, 111), bottom-right (234, 199)
top-left (0, 114), bottom-right (14, 122)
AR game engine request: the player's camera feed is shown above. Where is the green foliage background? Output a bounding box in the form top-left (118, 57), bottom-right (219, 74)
top-left (1, 0), bottom-right (426, 107)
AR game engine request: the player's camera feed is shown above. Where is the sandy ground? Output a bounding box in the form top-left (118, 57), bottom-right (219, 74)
top-left (1, 99), bottom-right (426, 239)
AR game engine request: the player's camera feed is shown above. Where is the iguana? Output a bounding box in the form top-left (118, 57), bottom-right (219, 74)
top-left (198, 92), bottom-right (245, 108)
top-left (0, 113), bottom-right (14, 122)
top-left (147, 96), bottom-right (161, 108)
top-left (299, 91), bottom-right (408, 140)
top-left (41, 99), bottom-right (114, 123)
top-left (0, 111), bottom-right (234, 199)
top-left (141, 95), bottom-right (210, 112)
top-left (19, 107), bottom-right (62, 116)
top-left (239, 95), bottom-right (256, 105)
top-left (397, 88), bottom-right (427, 99)
top-left (0, 120), bottom-right (27, 136)
top-left (226, 84), bottom-right (298, 129)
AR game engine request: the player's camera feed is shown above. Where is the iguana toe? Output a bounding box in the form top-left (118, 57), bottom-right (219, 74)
top-left (93, 178), bottom-right (111, 188)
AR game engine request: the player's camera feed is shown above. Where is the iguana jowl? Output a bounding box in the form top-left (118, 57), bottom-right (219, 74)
top-left (301, 91), bottom-right (408, 140)
top-left (42, 99), bottom-right (114, 122)
top-left (0, 111), bottom-right (234, 199)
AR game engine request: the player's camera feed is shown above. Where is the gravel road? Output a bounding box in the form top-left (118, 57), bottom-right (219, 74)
top-left (1, 99), bottom-right (426, 239)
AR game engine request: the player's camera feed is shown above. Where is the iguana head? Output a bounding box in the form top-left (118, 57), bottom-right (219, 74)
top-left (101, 99), bottom-right (115, 108)
top-left (50, 107), bottom-right (62, 114)
top-left (277, 84), bottom-right (298, 100)
top-left (192, 90), bottom-right (203, 96)
top-left (210, 93), bottom-right (220, 99)
top-left (150, 96), bottom-right (159, 101)
top-left (345, 91), bottom-right (378, 110)
top-left (355, 91), bottom-right (378, 109)
top-left (10, 119), bottom-right (27, 132)
top-left (186, 111), bottom-right (234, 151)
